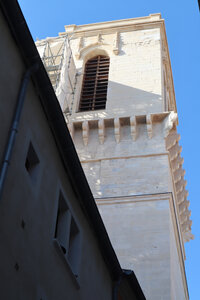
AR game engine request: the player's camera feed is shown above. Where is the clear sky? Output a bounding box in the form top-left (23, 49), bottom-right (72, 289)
top-left (18, 0), bottom-right (199, 298)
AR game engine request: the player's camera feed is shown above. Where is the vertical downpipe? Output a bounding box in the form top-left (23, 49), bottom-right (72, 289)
top-left (0, 64), bottom-right (38, 200)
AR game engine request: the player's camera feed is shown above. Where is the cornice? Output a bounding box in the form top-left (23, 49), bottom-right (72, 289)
top-left (160, 22), bottom-right (177, 113)
top-left (67, 112), bottom-right (169, 144)
top-left (165, 120), bottom-right (194, 244)
top-left (96, 192), bottom-right (170, 205)
top-left (59, 14), bottom-right (163, 37)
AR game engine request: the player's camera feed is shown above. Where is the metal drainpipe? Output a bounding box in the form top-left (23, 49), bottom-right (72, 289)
top-left (113, 276), bottom-right (122, 300)
top-left (0, 64), bottom-right (38, 200)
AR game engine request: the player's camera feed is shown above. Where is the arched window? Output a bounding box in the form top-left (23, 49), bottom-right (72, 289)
top-left (79, 55), bottom-right (110, 111)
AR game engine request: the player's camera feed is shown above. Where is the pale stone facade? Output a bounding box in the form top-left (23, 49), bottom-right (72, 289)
top-left (36, 14), bottom-right (193, 299)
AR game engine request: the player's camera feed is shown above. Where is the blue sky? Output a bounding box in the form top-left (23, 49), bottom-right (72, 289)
top-left (18, 0), bottom-right (199, 298)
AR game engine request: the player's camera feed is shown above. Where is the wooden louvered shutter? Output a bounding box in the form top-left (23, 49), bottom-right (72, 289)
top-left (79, 55), bottom-right (110, 111)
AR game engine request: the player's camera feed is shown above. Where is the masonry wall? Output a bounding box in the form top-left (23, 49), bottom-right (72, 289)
top-left (73, 120), bottom-right (170, 198)
top-left (65, 16), bottom-right (189, 299)
top-left (98, 195), bottom-right (171, 300)
top-left (70, 118), bottom-right (187, 299)
top-left (68, 26), bottom-right (163, 118)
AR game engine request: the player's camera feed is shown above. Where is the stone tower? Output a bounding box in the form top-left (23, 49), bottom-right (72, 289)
top-left (37, 14), bottom-right (193, 299)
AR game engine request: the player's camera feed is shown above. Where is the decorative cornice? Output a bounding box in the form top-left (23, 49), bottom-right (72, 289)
top-left (67, 112), bottom-right (169, 145)
top-left (130, 116), bottom-right (137, 141)
top-left (62, 14), bottom-right (162, 36)
top-left (146, 114), bottom-right (153, 139)
top-left (164, 111), bottom-right (178, 138)
top-left (98, 119), bottom-right (105, 144)
top-left (114, 118), bottom-right (121, 143)
top-left (113, 31), bottom-right (120, 55)
top-left (166, 126), bottom-right (194, 243)
top-left (82, 121), bottom-right (89, 146)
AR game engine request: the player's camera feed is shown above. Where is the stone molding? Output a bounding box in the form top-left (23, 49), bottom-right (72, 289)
top-left (96, 192), bottom-right (170, 205)
top-left (74, 32), bottom-right (120, 60)
top-left (67, 112), bottom-right (169, 144)
top-left (165, 116), bottom-right (194, 243)
top-left (62, 14), bottom-right (162, 36)
top-left (160, 24), bottom-right (177, 113)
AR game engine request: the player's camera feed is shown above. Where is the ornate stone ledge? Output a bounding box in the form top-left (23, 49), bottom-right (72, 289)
top-left (165, 115), bottom-right (194, 243)
top-left (67, 112), bottom-right (169, 144)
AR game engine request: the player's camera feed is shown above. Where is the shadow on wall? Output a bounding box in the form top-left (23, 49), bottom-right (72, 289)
top-left (106, 81), bottom-right (162, 116)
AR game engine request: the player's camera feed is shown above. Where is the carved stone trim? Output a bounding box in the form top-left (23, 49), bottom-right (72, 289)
top-left (166, 122), bottom-right (193, 243)
top-left (175, 178), bottom-right (187, 194)
top-left (168, 144), bottom-right (182, 161)
top-left (179, 200), bottom-right (190, 215)
top-left (146, 114), bottom-right (153, 139)
top-left (113, 32), bottom-right (120, 55)
top-left (171, 155), bottom-right (184, 172)
top-left (75, 34), bottom-right (107, 60)
top-left (177, 189), bottom-right (188, 205)
top-left (164, 111), bottom-right (178, 138)
top-left (97, 33), bottom-right (101, 43)
top-left (114, 118), bottom-right (121, 143)
top-left (82, 121), bottom-right (89, 146)
top-left (166, 131), bottom-right (180, 150)
top-left (98, 119), bottom-right (105, 144)
top-left (75, 36), bottom-right (83, 59)
top-left (174, 168), bottom-right (186, 184)
top-left (130, 116), bottom-right (137, 141)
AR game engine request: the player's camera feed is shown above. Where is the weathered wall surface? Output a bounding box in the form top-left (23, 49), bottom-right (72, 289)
top-left (65, 20), bottom-right (164, 118)
top-left (170, 212), bottom-right (186, 299)
top-left (69, 115), bottom-right (188, 299)
top-left (73, 120), bottom-right (170, 199)
top-left (98, 195), bottom-right (171, 300)
top-left (0, 11), bottom-right (113, 300)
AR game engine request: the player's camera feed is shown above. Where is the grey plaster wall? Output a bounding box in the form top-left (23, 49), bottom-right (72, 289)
top-left (0, 12), bottom-right (112, 300)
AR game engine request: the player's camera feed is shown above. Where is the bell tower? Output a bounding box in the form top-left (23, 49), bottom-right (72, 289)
top-left (46, 14), bottom-right (193, 299)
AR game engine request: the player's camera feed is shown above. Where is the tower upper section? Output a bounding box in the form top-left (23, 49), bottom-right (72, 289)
top-left (58, 13), bottom-right (176, 120)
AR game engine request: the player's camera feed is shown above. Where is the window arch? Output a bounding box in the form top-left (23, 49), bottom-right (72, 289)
top-left (79, 55), bottom-right (110, 112)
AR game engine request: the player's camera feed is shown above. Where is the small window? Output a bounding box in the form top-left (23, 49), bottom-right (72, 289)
top-left (25, 142), bottom-right (40, 182)
top-left (79, 55), bottom-right (110, 111)
top-left (55, 192), bottom-right (80, 276)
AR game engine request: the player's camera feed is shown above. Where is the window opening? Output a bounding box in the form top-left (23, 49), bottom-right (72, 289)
top-left (79, 55), bottom-right (110, 111)
top-left (25, 142), bottom-right (40, 182)
top-left (55, 192), bottom-right (80, 275)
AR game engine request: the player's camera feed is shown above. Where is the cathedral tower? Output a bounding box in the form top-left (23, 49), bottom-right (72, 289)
top-left (37, 14), bottom-right (193, 299)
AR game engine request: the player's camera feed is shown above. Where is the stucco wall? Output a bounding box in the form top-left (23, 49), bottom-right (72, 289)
top-left (0, 11), bottom-right (113, 300)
